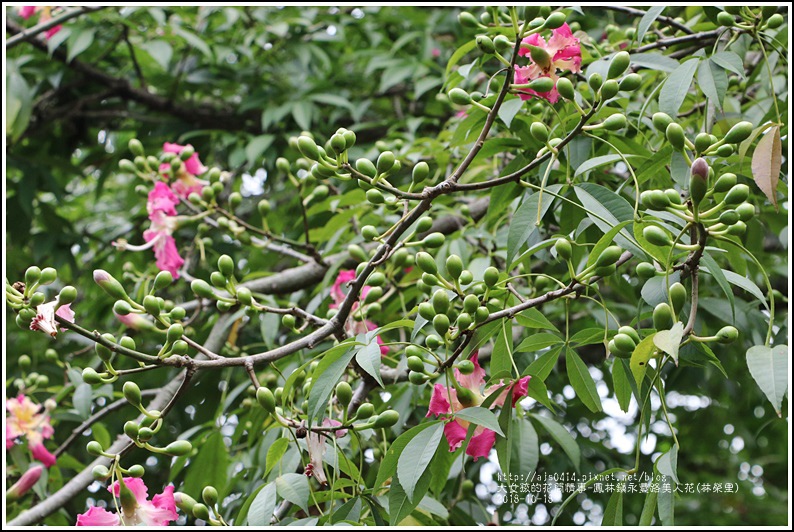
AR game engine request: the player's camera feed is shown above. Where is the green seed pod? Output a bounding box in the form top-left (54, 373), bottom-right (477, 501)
top-left (419, 302), bottom-right (436, 321)
top-left (719, 210), bottom-right (740, 226)
top-left (190, 279), bottom-right (215, 299)
top-left (716, 325), bottom-right (739, 344)
top-left (713, 173), bottom-right (737, 193)
top-left (555, 77), bottom-right (575, 100)
top-left (412, 161), bottom-right (430, 184)
top-left (123, 381), bottom-right (142, 406)
top-left (724, 184), bottom-right (749, 206)
top-left (409, 370), bottom-right (428, 384)
top-left (618, 73), bottom-right (642, 92)
top-left (192, 503), bottom-right (211, 521)
top-left (665, 189), bottom-right (683, 205)
top-left (476, 35), bottom-right (495, 54)
top-left (493, 34), bottom-right (512, 52)
top-left (202, 486), bottom-right (219, 507)
top-left (608, 340), bottom-right (632, 359)
top-left (618, 326), bottom-right (641, 345)
top-left (356, 158), bottom-right (377, 179)
top-left (373, 409), bottom-right (400, 428)
top-left (425, 334), bottom-right (442, 349)
top-left (457, 312), bottom-right (473, 331)
top-left (669, 282), bottom-right (687, 316)
top-left (415, 252), bottom-right (438, 275)
top-left (367, 188), bottom-right (386, 205)
top-left (603, 114), bottom-right (627, 130)
top-left (652, 112), bottom-right (674, 132)
top-left (81, 367), bottom-right (103, 385)
top-left (665, 123), bottom-right (686, 150)
top-left (166, 323), bottom-right (184, 344)
top-left (595, 246), bottom-right (623, 268)
top-left (689, 158), bottom-right (709, 206)
top-left (475, 306), bottom-right (490, 324)
top-left (726, 220), bottom-right (746, 236)
top-left (422, 232), bottom-right (446, 248)
top-left (456, 359), bottom-right (476, 375)
top-left (165, 440), bottom-right (193, 457)
top-left (544, 11), bottom-right (567, 29)
top-left (530, 122), bottom-right (550, 143)
top-left (608, 51), bottom-right (631, 79)
top-left (86, 441), bottom-right (104, 456)
top-left (463, 294), bottom-right (480, 314)
top-left (600, 79), bottom-right (619, 99)
top-left (723, 121), bottom-right (753, 144)
top-left (376, 151), bottom-right (396, 174)
top-left (432, 290), bottom-right (450, 315)
top-left (717, 11), bottom-right (735, 26)
top-left (297, 136), bottom-right (320, 160)
top-left (416, 216), bottom-right (434, 233)
top-left (407, 356), bottom-right (426, 373)
top-left (459, 270), bottom-right (474, 285)
top-left (735, 202), bottom-right (755, 222)
top-left (446, 255), bottom-right (463, 279)
top-left (653, 302), bottom-right (674, 330)
top-left (124, 421), bottom-right (139, 439)
top-left (449, 88), bottom-right (472, 105)
top-left (643, 225), bottom-right (672, 247)
top-left (613, 333), bottom-right (637, 354)
top-left (766, 13), bottom-right (784, 28)
top-left (483, 267), bottom-right (499, 288)
top-left (125, 464), bottom-right (145, 478)
top-left (113, 300), bottom-right (132, 316)
top-left (92, 465), bottom-right (111, 480)
top-left (356, 402), bottom-right (374, 420)
top-left (588, 72), bottom-right (603, 92)
top-left (362, 225), bottom-right (379, 241)
top-left (528, 77), bottom-right (555, 93)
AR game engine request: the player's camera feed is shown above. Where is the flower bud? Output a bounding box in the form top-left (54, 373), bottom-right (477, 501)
top-left (191, 279), bottom-right (215, 299)
top-left (82, 367), bottom-right (103, 385)
top-left (407, 355), bottom-right (425, 373)
top-left (717, 11), bottom-right (735, 27)
top-left (530, 122), bottom-right (549, 143)
top-left (192, 503), bottom-right (211, 521)
top-left (476, 35), bottom-right (495, 54)
top-left (432, 289), bottom-right (450, 314)
top-left (92, 465), bottom-right (111, 480)
top-left (124, 421), bottom-right (140, 439)
top-left (693, 133), bottom-right (712, 154)
top-left (210, 272), bottom-right (227, 288)
top-left (217, 255), bottom-right (235, 279)
top-left (95, 333), bottom-right (115, 361)
top-left (458, 11), bottom-right (480, 28)
top-left (603, 114), bottom-right (627, 131)
top-left (600, 79), bottom-right (619, 99)
top-left (256, 387), bottom-right (276, 412)
top-left (446, 255), bottom-right (463, 279)
top-left (724, 184), bottom-right (750, 206)
top-left (618, 326), bottom-right (641, 345)
top-left (418, 302), bottom-right (436, 320)
top-left (29, 292), bottom-right (45, 307)
top-left (422, 232), bottom-right (445, 248)
top-left (335, 381), bottom-right (353, 407)
top-left (719, 210), bottom-right (740, 226)
top-left (127, 464), bottom-right (145, 478)
top-left (202, 486), bottom-right (219, 507)
top-left (409, 371), bottom-right (428, 384)
top-left (588, 72), bottom-right (603, 92)
top-left (612, 333), bottom-right (637, 354)
top-left (529, 45), bottom-right (552, 69)
top-left (493, 34), bottom-right (512, 52)
top-left (766, 13), bottom-right (784, 28)
top-left (38, 267), bottom-right (57, 285)
top-left (448, 88), bottom-right (472, 105)
top-left (164, 440), bottom-right (193, 456)
top-left (716, 325), bottom-right (739, 344)
top-left (723, 121), bottom-right (753, 144)
top-left (25, 266), bottom-right (42, 286)
top-left (93, 270), bottom-right (129, 301)
top-left (123, 381), bottom-right (142, 406)
top-left (735, 202), bottom-right (755, 222)
top-left (618, 73), bottom-right (642, 92)
top-left (175, 492), bottom-right (199, 515)
top-left (355, 158), bottom-right (377, 179)
top-left (669, 282), bottom-right (687, 316)
top-left (652, 112), bottom-right (673, 132)
top-left (6, 465), bottom-right (44, 501)
top-left (595, 246), bottom-right (622, 268)
top-left (483, 266), bottom-right (499, 288)
top-left (555, 77), bottom-right (575, 100)
top-left (726, 220), bottom-right (746, 236)
top-left (543, 11), bottom-right (567, 29)
top-left (456, 359), bottom-right (476, 375)
top-left (528, 77), bottom-right (555, 93)
top-left (690, 157), bottom-right (709, 206)
top-left (426, 334), bottom-right (442, 349)
top-left (86, 441), bottom-right (104, 456)
top-left (433, 314), bottom-right (451, 336)
top-left (55, 286), bottom-right (77, 307)
top-left (665, 123), bottom-right (686, 150)
top-left (412, 161), bottom-right (430, 184)
top-left (356, 402), bottom-right (374, 419)
top-left (643, 225), bottom-right (672, 246)
top-left (297, 136), bottom-right (320, 160)
top-left (366, 188), bottom-right (385, 204)
top-left (373, 409), bottom-right (400, 428)
top-left (653, 302), bottom-right (674, 330)
top-left (608, 51), bottom-right (631, 79)
top-left (459, 295), bottom-right (478, 316)
top-left (363, 286), bottom-right (383, 305)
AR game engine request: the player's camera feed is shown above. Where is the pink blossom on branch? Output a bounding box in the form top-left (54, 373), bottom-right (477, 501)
top-left (161, 142), bottom-right (209, 198)
top-left (329, 269), bottom-right (388, 355)
top-left (427, 351), bottom-right (530, 460)
top-left (76, 477), bottom-right (178, 526)
top-left (6, 395), bottom-right (57, 468)
top-left (18, 6), bottom-right (62, 40)
top-left (29, 301), bottom-right (74, 338)
top-left (514, 23), bottom-right (582, 103)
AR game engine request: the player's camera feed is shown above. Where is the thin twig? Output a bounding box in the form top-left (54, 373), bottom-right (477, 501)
top-left (602, 6), bottom-right (694, 35)
top-left (6, 6), bottom-right (107, 49)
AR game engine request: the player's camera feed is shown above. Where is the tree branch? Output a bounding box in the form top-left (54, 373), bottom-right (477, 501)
top-left (602, 6), bottom-right (694, 35)
top-left (6, 7), bottom-right (107, 49)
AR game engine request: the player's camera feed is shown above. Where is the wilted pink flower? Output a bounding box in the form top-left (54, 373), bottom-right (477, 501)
top-left (76, 477), bottom-right (178, 526)
top-left (113, 182), bottom-right (184, 278)
top-left (161, 142), bottom-right (208, 198)
top-left (427, 352), bottom-right (530, 461)
top-left (306, 419), bottom-right (347, 486)
top-left (330, 270), bottom-right (388, 355)
top-left (6, 465), bottom-right (44, 501)
top-left (6, 395), bottom-right (56, 468)
top-left (514, 23), bottom-right (581, 103)
top-left (29, 301), bottom-right (74, 338)
top-left (18, 6), bottom-right (62, 39)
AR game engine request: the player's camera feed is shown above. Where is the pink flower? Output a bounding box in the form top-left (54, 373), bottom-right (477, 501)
top-left (306, 419), bottom-right (347, 486)
top-left (161, 142), bottom-right (209, 198)
top-left (114, 312), bottom-right (160, 332)
top-left (330, 270), bottom-right (388, 355)
top-left (18, 6), bottom-right (62, 40)
top-left (76, 477), bottom-right (178, 526)
top-left (113, 182), bottom-right (184, 279)
top-left (427, 352), bottom-right (530, 461)
top-left (29, 301), bottom-right (74, 338)
top-left (18, 6), bottom-right (37, 19)
top-left (6, 395), bottom-right (56, 468)
top-left (514, 23), bottom-right (581, 103)
top-left (6, 465), bottom-right (44, 501)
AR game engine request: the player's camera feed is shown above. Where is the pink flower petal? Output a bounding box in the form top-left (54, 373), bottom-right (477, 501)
top-left (30, 443), bottom-right (57, 468)
top-left (76, 506), bottom-right (121, 527)
top-left (147, 485), bottom-right (179, 526)
top-left (110, 477), bottom-right (149, 503)
top-left (442, 420), bottom-right (468, 451)
top-left (466, 427), bottom-right (497, 461)
top-left (183, 153), bottom-right (207, 176)
top-left (147, 182), bottom-right (179, 217)
top-left (453, 351), bottom-right (486, 392)
top-left (427, 384), bottom-right (454, 417)
top-left (18, 6), bottom-right (37, 19)
top-left (45, 25), bottom-right (62, 40)
top-left (511, 376), bottom-right (531, 407)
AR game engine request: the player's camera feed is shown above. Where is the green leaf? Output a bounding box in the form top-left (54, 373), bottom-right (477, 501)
top-left (67, 28), bottom-right (96, 62)
top-left (139, 40), bottom-right (173, 70)
top-left (612, 358), bottom-right (632, 412)
top-left (276, 473), bottom-right (310, 513)
top-left (388, 473), bottom-right (431, 525)
top-left (630, 52), bottom-right (680, 73)
top-left (746, 345), bottom-right (789, 416)
top-left (568, 327), bottom-right (606, 346)
top-left (308, 343), bottom-right (357, 423)
top-left (396, 423), bottom-right (444, 501)
top-left (444, 39), bottom-right (477, 80)
top-left (657, 475), bottom-right (675, 525)
top-left (530, 414), bottom-right (580, 470)
top-left (659, 58), bottom-right (699, 116)
top-left (700, 252), bottom-right (735, 321)
top-left (507, 186), bottom-right (562, 263)
top-left (355, 339), bottom-right (384, 387)
top-left (574, 154), bottom-right (640, 178)
top-left (565, 347), bottom-right (602, 413)
top-left (516, 308), bottom-right (560, 332)
top-left (574, 183), bottom-right (643, 258)
top-left (525, 376), bottom-right (556, 412)
top-left (292, 101), bottom-right (314, 130)
top-left (173, 26), bottom-right (213, 59)
top-left (245, 135), bottom-right (274, 167)
top-left (751, 125), bottom-right (781, 209)
top-left (700, 58), bottom-right (728, 110)
top-left (375, 422), bottom-right (440, 491)
top-left (331, 497), bottom-right (362, 524)
top-left (711, 50), bottom-right (745, 78)
top-left (498, 98), bottom-right (524, 128)
top-left (510, 418), bottom-right (539, 484)
top-left (264, 437), bottom-right (290, 477)
top-left (630, 334), bottom-right (658, 388)
top-left (722, 269), bottom-right (768, 311)
top-left (653, 322), bottom-right (684, 366)
top-left (73, 383), bottom-right (92, 420)
top-left (184, 431), bottom-right (230, 500)
top-left (247, 482), bottom-right (277, 526)
top-left (516, 333), bottom-right (563, 353)
top-left (586, 220), bottom-right (632, 268)
top-left (657, 444), bottom-right (680, 484)
top-left (91, 423), bottom-right (111, 450)
top-left (455, 407), bottom-right (506, 437)
top-left (490, 320), bottom-right (514, 376)
top-left (602, 488), bottom-right (624, 525)
top-left (526, 346), bottom-right (562, 381)
top-left (639, 489), bottom-right (658, 526)
top-left (637, 6), bottom-right (665, 43)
